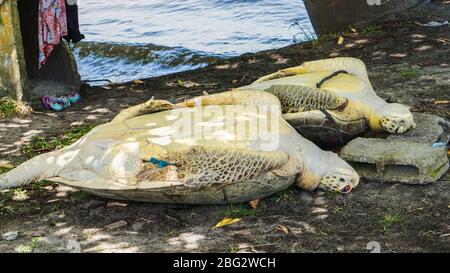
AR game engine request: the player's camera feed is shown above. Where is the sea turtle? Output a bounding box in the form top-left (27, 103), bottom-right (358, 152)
top-left (0, 91), bottom-right (359, 204)
top-left (237, 57), bottom-right (416, 147)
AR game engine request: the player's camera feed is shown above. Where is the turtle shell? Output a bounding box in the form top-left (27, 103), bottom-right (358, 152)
top-left (283, 110), bottom-right (369, 149)
top-left (44, 105), bottom-right (304, 204)
top-left (50, 174), bottom-right (296, 204)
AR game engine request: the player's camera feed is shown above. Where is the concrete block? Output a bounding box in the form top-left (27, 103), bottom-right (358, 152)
top-left (340, 138), bottom-right (448, 184)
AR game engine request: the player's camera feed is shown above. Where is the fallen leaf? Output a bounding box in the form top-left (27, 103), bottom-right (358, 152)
top-left (133, 80), bottom-right (144, 84)
top-left (351, 28), bottom-right (357, 33)
top-left (232, 79), bottom-right (238, 84)
top-left (178, 80), bottom-right (200, 88)
top-left (276, 225), bottom-right (289, 235)
top-left (202, 91), bottom-right (209, 96)
top-left (249, 199), bottom-right (260, 209)
top-left (107, 201), bottom-right (128, 207)
top-left (434, 100), bottom-right (450, 105)
top-left (213, 217), bottom-right (241, 229)
top-left (337, 36), bottom-right (345, 45)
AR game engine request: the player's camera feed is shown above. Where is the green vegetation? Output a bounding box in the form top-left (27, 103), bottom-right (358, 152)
top-left (400, 68), bottom-right (420, 80)
top-left (70, 190), bottom-right (91, 201)
top-left (275, 188), bottom-right (295, 203)
top-left (16, 237), bottom-right (41, 253)
top-left (0, 97), bottom-right (32, 119)
top-left (362, 25), bottom-right (380, 35)
top-left (217, 204), bottom-right (258, 218)
top-left (333, 205), bottom-right (343, 214)
top-left (0, 200), bottom-right (15, 215)
top-left (23, 125), bottom-right (96, 157)
top-left (227, 245), bottom-right (239, 253)
top-left (378, 213), bottom-right (401, 233)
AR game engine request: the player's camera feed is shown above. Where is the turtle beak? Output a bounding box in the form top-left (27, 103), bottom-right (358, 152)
top-left (340, 184), bottom-right (352, 194)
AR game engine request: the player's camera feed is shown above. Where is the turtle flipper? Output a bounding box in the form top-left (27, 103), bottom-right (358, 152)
top-left (176, 90), bottom-right (281, 109)
top-left (253, 57), bottom-right (370, 85)
top-left (112, 97), bottom-right (175, 123)
top-left (264, 85), bottom-right (347, 113)
top-left (253, 66), bottom-right (308, 83)
top-left (174, 146), bottom-right (289, 188)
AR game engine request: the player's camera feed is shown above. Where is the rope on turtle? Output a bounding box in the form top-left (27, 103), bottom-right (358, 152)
top-left (316, 70), bottom-right (349, 89)
top-left (315, 70), bottom-right (350, 146)
top-left (320, 109), bottom-right (345, 147)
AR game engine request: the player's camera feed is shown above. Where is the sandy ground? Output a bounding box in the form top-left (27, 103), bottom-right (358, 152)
top-left (0, 1), bottom-right (449, 253)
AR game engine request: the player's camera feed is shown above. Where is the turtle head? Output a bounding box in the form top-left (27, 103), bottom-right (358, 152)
top-left (378, 103), bottom-right (415, 134)
top-left (318, 167), bottom-right (360, 194)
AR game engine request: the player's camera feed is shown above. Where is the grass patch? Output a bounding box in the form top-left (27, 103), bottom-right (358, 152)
top-left (16, 237), bottom-right (41, 253)
top-left (23, 125), bottom-right (96, 157)
top-left (217, 204), bottom-right (257, 218)
top-left (275, 188), bottom-right (295, 203)
top-left (70, 190), bottom-right (91, 201)
top-left (333, 205), bottom-right (343, 214)
top-left (227, 245), bottom-right (240, 253)
top-left (378, 213), bottom-right (401, 233)
top-left (361, 25), bottom-right (380, 35)
top-left (0, 200), bottom-right (16, 215)
top-left (290, 20), bottom-right (316, 43)
top-left (0, 97), bottom-right (32, 119)
top-left (0, 166), bottom-right (12, 175)
top-left (399, 68), bottom-right (420, 80)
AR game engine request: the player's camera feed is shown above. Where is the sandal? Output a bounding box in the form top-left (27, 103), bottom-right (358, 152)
top-left (68, 91), bottom-right (81, 104)
top-left (42, 95), bottom-right (71, 111)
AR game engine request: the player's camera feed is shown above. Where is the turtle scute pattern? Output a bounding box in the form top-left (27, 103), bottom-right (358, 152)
top-left (173, 146), bottom-right (289, 188)
top-left (264, 85), bottom-right (347, 113)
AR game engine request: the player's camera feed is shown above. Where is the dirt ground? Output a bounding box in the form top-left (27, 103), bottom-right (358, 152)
top-left (0, 2), bottom-right (449, 253)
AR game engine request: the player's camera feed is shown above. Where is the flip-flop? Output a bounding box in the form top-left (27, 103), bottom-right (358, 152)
top-left (42, 95), bottom-right (71, 111)
top-left (68, 91), bottom-right (81, 104)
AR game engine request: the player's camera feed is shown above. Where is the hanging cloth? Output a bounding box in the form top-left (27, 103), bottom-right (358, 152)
top-left (64, 0), bottom-right (85, 44)
top-left (38, 0), bottom-right (68, 68)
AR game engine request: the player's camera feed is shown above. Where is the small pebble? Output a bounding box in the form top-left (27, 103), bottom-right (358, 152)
top-left (105, 220), bottom-right (128, 230)
top-left (131, 222), bottom-right (145, 232)
top-left (2, 231), bottom-right (19, 241)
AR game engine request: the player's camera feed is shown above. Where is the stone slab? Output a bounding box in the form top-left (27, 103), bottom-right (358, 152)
top-left (340, 138), bottom-right (448, 184)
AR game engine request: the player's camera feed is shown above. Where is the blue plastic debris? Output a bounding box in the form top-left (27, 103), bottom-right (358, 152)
top-left (432, 142), bottom-right (447, 148)
top-left (148, 157), bottom-right (174, 168)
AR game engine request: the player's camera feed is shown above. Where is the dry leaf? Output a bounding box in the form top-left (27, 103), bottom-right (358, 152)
top-left (133, 80), bottom-right (144, 84)
top-left (202, 91), bottom-right (209, 96)
top-left (337, 36), bottom-right (344, 45)
top-left (249, 199), bottom-right (260, 209)
top-left (107, 201), bottom-right (128, 207)
top-left (276, 225), bottom-right (289, 235)
top-left (178, 80), bottom-right (200, 88)
top-left (213, 217), bottom-right (241, 229)
top-left (232, 79), bottom-right (238, 84)
top-left (351, 28), bottom-right (357, 33)
top-left (434, 100), bottom-right (450, 105)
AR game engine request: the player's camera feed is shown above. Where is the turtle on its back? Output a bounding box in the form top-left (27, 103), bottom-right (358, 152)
top-left (0, 92), bottom-right (359, 204)
top-left (239, 57), bottom-right (416, 147)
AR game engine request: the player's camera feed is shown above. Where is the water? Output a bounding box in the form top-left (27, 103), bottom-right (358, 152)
top-left (76, 0), bottom-right (315, 83)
